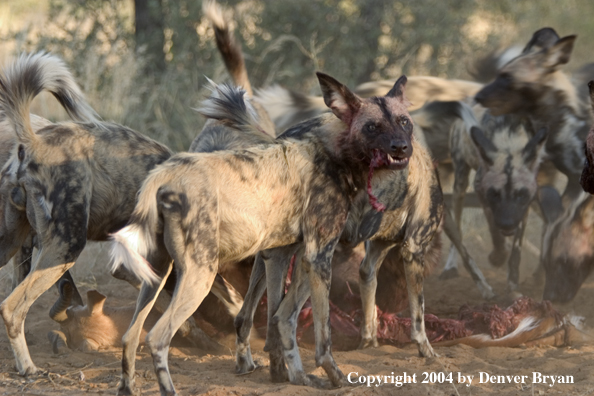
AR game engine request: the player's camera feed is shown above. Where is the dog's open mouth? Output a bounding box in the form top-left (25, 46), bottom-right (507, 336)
top-left (366, 149), bottom-right (411, 212)
top-left (372, 150), bottom-right (410, 170)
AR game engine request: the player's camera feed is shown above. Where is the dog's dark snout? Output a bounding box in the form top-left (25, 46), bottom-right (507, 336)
top-left (390, 140), bottom-right (408, 156)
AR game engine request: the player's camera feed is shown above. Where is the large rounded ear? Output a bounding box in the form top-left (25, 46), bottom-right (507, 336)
top-left (537, 186), bottom-right (563, 224)
top-left (386, 75), bottom-right (407, 100)
top-left (316, 72), bottom-right (361, 125)
top-left (522, 27), bottom-right (561, 54)
top-left (470, 126), bottom-right (496, 165)
top-left (86, 290), bottom-right (107, 314)
top-left (522, 127), bottom-right (548, 165)
top-left (543, 35), bottom-right (577, 69)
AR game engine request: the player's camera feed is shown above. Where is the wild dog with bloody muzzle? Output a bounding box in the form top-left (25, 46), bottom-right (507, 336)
top-left (0, 52), bottom-right (173, 377)
top-left (110, 73), bottom-right (414, 393)
top-left (191, 79), bottom-right (443, 385)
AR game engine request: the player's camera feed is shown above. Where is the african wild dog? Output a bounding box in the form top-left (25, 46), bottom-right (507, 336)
top-left (110, 73), bottom-right (418, 392)
top-left (0, 52), bottom-right (176, 376)
top-left (439, 101), bottom-right (548, 291)
top-left (537, 186), bottom-right (594, 303)
top-left (475, 27), bottom-right (590, 200)
top-left (196, 3), bottom-right (445, 378)
top-left (193, 81), bottom-right (444, 383)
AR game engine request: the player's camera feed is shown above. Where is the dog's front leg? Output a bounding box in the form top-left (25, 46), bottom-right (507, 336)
top-left (358, 239), bottom-right (396, 348)
top-left (506, 212), bottom-right (528, 292)
top-left (234, 252), bottom-right (267, 375)
top-left (402, 243), bottom-right (436, 358)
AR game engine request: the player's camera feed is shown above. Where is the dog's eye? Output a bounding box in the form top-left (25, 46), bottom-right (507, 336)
top-left (367, 124), bottom-right (377, 132)
top-left (400, 118), bottom-right (409, 127)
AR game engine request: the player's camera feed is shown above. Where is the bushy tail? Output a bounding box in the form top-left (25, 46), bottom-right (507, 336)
top-left (468, 45), bottom-right (522, 83)
top-left (110, 170), bottom-right (169, 285)
top-left (203, 0), bottom-right (253, 96)
top-left (255, 85), bottom-right (327, 132)
top-left (0, 52), bottom-right (100, 146)
top-left (197, 80), bottom-right (272, 138)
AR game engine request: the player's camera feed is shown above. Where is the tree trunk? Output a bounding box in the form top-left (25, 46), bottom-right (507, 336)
top-left (134, 0), bottom-right (166, 74)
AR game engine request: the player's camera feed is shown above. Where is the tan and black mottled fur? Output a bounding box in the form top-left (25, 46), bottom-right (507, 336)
top-left (538, 187), bottom-right (594, 303)
top-left (0, 53), bottom-right (173, 377)
top-left (441, 101), bottom-right (548, 291)
top-left (111, 73), bottom-right (418, 393)
top-left (475, 27), bottom-right (590, 200)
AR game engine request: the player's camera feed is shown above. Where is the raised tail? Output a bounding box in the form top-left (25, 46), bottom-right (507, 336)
top-left (203, 0), bottom-right (253, 96)
top-left (197, 80), bottom-right (273, 138)
top-left (255, 85), bottom-right (327, 132)
top-left (0, 52), bottom-right (100, 146)
top-left (110, 170), bottom-right (167, 285)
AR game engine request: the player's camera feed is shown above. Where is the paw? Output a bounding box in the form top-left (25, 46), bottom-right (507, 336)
top-left (235, 354), bottom-right (259, 375)
top-left (417, 341), bottom-right (438, 358)
top-left (357, 337), bottom-right (379, 349)
top-left (291, 372), bottom-right (332, 389)
top-left (488, 250), bottom-right (508, 268)
top-left (439, 267), bottom-right (459, 280)
top-left (17, 363), bottom-right (40, 377)
top-left (269, 355), bottom-right (289, 383)
top-left (117, 381), bottom-right (140, 396)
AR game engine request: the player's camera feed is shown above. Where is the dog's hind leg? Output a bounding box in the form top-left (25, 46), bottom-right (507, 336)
top-left (11, 233), bottom-right (34, 290)
top-left (0, 240), bottom-right (84, 375)
top-left (147, 220), bottom-right (218, 395)
top-left (0, 186), bottom-right (89, 376)
top-left (403, 244), bottom-right (436, 358)
top-left (234, 253), bottom-right (267, 374)
top-left (262, 244), bottom-right (300, 382)
top-left (273, 256), bottom-right (331, 389)
top-left (306, 238), bottom-right (346, 387)
top-left (358, 239), bottom-right (396, 349)
top-left (118, 247), bottom-right (173, 396)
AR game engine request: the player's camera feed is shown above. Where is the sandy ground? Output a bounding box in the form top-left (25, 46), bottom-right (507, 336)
top-left (1, 208), bottom-right (594, 396)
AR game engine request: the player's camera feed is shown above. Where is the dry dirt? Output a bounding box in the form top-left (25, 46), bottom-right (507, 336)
top-left (1, 208), bottom-right (594, 396)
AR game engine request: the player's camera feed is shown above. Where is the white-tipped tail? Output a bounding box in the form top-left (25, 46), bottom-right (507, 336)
top-left (110, 224), bottom-right (161, 285)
